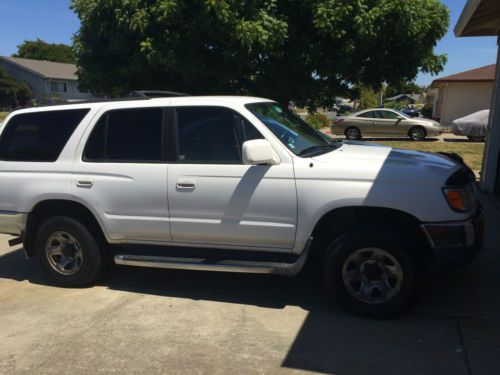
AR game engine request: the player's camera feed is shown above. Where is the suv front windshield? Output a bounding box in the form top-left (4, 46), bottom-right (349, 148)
top-left (245, 102), bottom-right (337, 156)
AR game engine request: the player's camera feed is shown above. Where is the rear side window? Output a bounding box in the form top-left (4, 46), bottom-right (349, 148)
top-left (84, 108), bottom-right (163, 162)
top-left (0, 109), bottom-right (89, 162)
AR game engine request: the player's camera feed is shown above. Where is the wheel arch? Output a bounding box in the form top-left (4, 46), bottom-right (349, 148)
top-left (308, 206), bottom-right (433, 263)
top-left (24, 199), bottom-right (109, 257)
top-left (408, 125), bottom-right (427, 138)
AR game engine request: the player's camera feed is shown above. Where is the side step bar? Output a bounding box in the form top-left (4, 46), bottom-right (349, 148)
top-left (114, 239), bottom-right (311, 277)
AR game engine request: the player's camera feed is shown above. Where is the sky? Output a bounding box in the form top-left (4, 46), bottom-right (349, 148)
top-left (0, 0), bottom-right (497, 86)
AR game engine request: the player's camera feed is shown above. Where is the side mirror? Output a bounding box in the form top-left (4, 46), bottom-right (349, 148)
top-left (397, 115), bottom-right (405, 120)
top-left (242, 139), bottom-right (280, 165)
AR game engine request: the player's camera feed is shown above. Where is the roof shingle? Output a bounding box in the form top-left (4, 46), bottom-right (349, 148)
top-left (0, 56), bottom-right (78, 80)
top-left (431, 64), bottom-right (496, 86)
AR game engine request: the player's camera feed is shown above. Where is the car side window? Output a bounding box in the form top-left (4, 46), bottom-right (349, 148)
top-left (0, 109), bottom-right (90, 162)
top-left (377, 110), bottom-right (399, 120)
top-left (358, 111), bottom-right (376, 119)
top-left (84, 108), bottom-right (163, 162)
top-left (175, 106), bottom-right (263, 164)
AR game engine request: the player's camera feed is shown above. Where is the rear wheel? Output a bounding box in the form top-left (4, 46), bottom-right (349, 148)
top-left (345, 127), bottom-right (361, 140)
top-left (323, 228), bottom-right (422, 316)
top-left (37, 216), bottom-right (104, 287)
top-left (409, 127), bottom-right (426, 141)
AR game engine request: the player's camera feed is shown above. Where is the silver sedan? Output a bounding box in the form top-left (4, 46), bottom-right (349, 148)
top-left (330, 108), bottom-right (442, 141)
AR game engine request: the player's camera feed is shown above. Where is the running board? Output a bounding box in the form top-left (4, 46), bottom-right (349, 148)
top-left (114, 239), bottom-right (311, 277)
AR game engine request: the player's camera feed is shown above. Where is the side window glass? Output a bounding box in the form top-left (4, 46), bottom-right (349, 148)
top-left (84, 108), bottom-right (163, 162)
top-left (358, 111), bottom-right (375, 119)
top-left (0, 109), bottom-right (89, 162)
top-left (378, 111), bottom-right (399, 120)
top-left (175, 107), bottom-right (262, 164)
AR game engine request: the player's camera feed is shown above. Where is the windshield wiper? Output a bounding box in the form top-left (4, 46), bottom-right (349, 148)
top-left (298, 144), bottom-right (338, 156)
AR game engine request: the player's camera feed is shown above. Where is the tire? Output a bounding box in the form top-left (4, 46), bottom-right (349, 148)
top-left (409, 127), bottom-right (426, 141)
top-left (37, 216), bottom-right (104, 287)
top-left (323, 227), bottom-right (422, 317)
top-left (345, 127), bottom-right (361, 140)
top-left (467, 136), bottom-right (485, 142)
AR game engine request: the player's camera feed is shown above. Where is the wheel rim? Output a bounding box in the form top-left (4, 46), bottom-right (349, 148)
top-left (411, 128), bottom-right (424, 140)
top-left (346, 129), bottom-right (359, 139)
top-left (342, 248), bottom-right (404, 304)
top-left (45, 231), bottom-right (84, 276)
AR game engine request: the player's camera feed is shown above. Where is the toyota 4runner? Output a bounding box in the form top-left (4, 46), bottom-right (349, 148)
top-left (0, 96), bottom-right (483, 316)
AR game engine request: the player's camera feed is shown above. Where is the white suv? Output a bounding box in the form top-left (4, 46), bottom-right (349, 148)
top-left (0, 96), bottom-right (483, 316)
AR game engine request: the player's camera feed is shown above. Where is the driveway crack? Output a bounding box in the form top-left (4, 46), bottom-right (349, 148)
top-left (457, 318), bottom-right (473, 375)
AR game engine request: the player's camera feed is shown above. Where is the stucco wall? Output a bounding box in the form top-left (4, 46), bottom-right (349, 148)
top-left (439, 82), bottom-right (493, 125)
top-left (0, 60), bottom-right (46, 98)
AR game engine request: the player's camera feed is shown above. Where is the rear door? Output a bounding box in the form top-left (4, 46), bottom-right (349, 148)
top-left (72, 107), bottom-right (170, 242)
top-left (166, 105), bottom-right (297, 250)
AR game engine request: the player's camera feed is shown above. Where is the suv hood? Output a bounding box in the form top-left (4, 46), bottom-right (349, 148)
top-left (310, 141), bottom-right (459, 186)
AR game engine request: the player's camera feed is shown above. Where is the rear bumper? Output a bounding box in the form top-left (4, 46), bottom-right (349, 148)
top-left (0, 211), bottom-right (27, 236)
top-left (421, 208), bottom-right (484, 267)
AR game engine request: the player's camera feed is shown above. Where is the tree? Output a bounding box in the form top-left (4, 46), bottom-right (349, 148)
top-left (71, 0), bottom-right (449, 107)
top-left (14, 39), bottom-right (75, 64)
top-left (358, 86), bottom-right (380, 110)
top-left (0, 68), bottom-right (32, 109)
top-left (385, 81), bottom-right (423, 99)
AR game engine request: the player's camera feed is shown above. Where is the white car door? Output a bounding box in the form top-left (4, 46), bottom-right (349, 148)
top-left (167, 105), bottom-right (297, 250)
top-left (72, 107), bottom-right (170, 242)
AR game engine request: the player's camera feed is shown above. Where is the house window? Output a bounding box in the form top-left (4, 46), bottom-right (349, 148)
top-left (50, 81), bottom-right (67, 93)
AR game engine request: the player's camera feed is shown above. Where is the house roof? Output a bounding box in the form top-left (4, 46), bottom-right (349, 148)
top-left (0, 56), bottom-right (78, 80)
top-left (430, 64), bottom-right (496, 87)
top-left (455, 0), bottom-right (500, 37)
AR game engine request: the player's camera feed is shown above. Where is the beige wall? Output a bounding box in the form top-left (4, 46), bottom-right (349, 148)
top-left (438, 82), bottom-right (493, 125)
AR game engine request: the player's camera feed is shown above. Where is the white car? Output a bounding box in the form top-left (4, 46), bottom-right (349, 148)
top-left (0, 96), bottom-right (483, 316)
top-left (452, 109), bottom-right (489, 142)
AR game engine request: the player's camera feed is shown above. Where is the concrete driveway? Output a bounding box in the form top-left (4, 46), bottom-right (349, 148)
top-left (0, 203), bottom-right (499, 374)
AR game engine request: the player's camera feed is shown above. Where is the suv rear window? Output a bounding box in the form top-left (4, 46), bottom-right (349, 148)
top-left (0, 109), bottom-right (90, 162)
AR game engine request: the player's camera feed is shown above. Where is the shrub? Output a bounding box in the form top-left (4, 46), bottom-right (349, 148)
top-left (305, 112), bottom-right (330, 129)
top-left (421, 103), bottom-right (433, 118)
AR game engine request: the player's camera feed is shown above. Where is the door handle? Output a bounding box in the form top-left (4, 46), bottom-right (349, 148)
top-left (76, 180), bottom-right (93, 188)
top-left (176, 178), bottom-right (196, 189)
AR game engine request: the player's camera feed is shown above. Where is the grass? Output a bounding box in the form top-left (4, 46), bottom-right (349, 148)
top-left (0, 112), bottom-right (9, 122)
top-left (372, 140), bottom-right (484, 171)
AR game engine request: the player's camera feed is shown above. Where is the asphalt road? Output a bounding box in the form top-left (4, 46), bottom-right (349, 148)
top-left (0, 199), bottom-right (499, 374)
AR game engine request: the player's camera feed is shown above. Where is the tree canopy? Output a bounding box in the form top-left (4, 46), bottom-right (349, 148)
top-left (385, 81), bottom-right (424, 99)
top-left (14, 39), bottom-right (75, 64)
top-left (72, 0), bottom-right (449, 107)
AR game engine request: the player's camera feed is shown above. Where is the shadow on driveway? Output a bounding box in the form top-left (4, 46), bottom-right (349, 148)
top-left (1, 245), bottom-right (499, 374)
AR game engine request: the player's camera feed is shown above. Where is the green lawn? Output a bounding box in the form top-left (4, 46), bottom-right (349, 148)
top-left (0, 112), bottom-right (9, 122)
top-left (372, 140), bottom-right (484, 171)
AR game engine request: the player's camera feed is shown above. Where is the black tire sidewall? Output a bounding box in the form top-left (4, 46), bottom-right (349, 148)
top-left (37, 216), bottom-right (103, 287)
top-left (323, 229), bottom-right (421, 317)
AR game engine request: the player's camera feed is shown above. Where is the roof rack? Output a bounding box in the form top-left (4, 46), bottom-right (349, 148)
top-left (129, 90), bottom-right (189, 98)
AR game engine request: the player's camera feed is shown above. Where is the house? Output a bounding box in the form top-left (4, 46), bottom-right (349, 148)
top-left (383, 93), bottom-right (421, 104)
top-left (455, 0), bottom-right (500, 197)
top-left (428, 64), bottom-right (495, 125)
top-left (0, 56), bottom-right (93, 101)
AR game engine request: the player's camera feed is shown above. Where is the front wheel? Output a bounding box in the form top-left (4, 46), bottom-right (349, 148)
top-left (409, 127), bottom-right (426, 141)
top-left (323, 228), bottom-right (422, 316)
top-left (345, 127), bottom-right (361, 140)
top-left (37, 216), bottom-right (104, 287)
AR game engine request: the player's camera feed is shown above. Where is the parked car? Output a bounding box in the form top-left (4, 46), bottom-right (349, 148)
top-left (331, 108), bottom-right (442, 141)
top-left (401, 108), bottom-right (421, 118)
top-left (452, 109), bottom-right (489, 142)
top-left (0, 97), bottom-right (482, 316)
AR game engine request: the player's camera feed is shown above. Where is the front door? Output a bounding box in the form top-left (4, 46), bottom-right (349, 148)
top-left (167, 106), bottom-right (297, 250)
